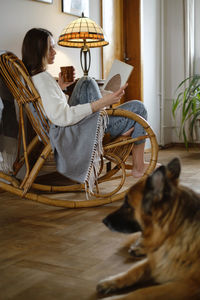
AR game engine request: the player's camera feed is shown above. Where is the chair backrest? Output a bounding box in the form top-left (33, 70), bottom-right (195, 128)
top-left (0, 52), bottom-right (50, 145)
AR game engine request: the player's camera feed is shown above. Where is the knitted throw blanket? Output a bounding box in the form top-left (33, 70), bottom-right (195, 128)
top-left (49, 110), bottom-right (107, 197)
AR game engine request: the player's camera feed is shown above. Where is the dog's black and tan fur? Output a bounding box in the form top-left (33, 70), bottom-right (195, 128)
top-left (97, 158), bottom-right (200, 300)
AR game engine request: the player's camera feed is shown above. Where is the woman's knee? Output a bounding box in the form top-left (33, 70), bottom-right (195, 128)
top-left (70, 77), bottom-right (101, 105)
top-left (80, 77), bottom-right (101, 101)
top-left (118, 100), bottom-right (147, 120)
top-left (129, 100), bottom-right (147, 120)
top-left (74, 77), bottom-right (97, 91)
top-left (87, 78), bottom-right (101, 100)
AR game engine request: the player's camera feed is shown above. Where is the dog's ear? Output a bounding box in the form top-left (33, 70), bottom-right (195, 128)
top-left (166, 157), bottom-right (181, 180)
top-left (142, 166), bottom-right (166, 215)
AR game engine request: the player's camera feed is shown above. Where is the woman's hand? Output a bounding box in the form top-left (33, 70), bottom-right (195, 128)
top-left (102, 84), bottom-right (128, 106)
top-left (58, 68), bottom-right (76, 90)
top-left (91, 84), bottom-right (128, 112)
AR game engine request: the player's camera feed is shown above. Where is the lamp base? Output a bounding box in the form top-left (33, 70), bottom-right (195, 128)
top-left (80, 45), bottom-right (91, 76)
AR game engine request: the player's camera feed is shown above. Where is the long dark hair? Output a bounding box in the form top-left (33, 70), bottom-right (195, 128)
top-left (22, 28), bottom-right (53, 76)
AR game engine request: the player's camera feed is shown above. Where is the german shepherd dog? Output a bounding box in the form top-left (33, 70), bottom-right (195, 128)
top-left (97, 158), bottom-right (200, 300)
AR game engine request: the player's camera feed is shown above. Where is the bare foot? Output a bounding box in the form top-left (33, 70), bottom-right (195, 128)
top-left (132, 162), bottom-right (161, 178)
top-left (132, 163), bottom-right (149, 178)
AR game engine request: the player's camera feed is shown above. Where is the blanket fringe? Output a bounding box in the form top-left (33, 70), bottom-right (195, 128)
top-left (0, 136), bottom-right (17, 173)
top-left (85, 110), bottom-right (108, 199)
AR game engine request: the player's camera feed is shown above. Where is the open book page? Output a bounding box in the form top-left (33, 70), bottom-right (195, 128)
top-left (102, 60), bottom-right (134, 93)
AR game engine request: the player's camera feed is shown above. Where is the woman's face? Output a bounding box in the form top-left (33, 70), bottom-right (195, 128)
top-left (46, 36), bottom-right (56, 65)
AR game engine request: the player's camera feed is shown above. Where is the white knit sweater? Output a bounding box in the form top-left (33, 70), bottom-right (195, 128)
top-left (32, 71), bottom-right (92, 126)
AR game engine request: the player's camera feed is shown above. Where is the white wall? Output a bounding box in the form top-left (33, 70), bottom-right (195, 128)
top-left (141, 0), bottom-right (161, 145)
top-left (163, 0), bottom-right (185, 145)
top-left (0, 0), bottom-right (101, 79)
top-left (142, 0), bottom-right (186, 146)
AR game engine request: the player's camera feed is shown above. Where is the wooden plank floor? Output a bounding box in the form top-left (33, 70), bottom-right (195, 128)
top-left (0, 146), bottom-right (200, 300)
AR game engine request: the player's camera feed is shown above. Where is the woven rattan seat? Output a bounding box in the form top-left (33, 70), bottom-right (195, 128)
top-left (0, 52), bottom-right (158, 208)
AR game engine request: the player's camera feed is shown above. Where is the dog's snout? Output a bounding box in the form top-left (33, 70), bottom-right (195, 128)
top-left (103, 216), bottom-right (109, 227)
top-left (103, 215), bottom-right (113, 231)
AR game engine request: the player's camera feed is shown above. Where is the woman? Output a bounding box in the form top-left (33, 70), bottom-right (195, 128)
top-left (22, 28), bottom-right (148, 182)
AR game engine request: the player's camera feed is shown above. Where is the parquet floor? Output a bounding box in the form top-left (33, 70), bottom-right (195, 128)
top-left (0, 146), bottom-right (200, 300)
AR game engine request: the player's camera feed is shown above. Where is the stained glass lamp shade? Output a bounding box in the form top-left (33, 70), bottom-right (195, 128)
top-left (58, 13), bottom-right (109, 76)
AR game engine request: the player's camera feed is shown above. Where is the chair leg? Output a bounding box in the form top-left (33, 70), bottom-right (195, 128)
top-left (22, 143), bottom-right (52, 196)
top-left (0, 187), bottom-right (5, 193)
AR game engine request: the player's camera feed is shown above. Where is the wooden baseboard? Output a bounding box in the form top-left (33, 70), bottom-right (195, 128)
top-left (159, 142), bottom-right (200, 149)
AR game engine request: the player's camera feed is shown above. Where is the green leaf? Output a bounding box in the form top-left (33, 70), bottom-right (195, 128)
top-left (172, 74), bottom-right (200, 148)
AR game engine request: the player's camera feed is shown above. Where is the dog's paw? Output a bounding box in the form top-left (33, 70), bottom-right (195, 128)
top-left (97, 277), bottom-right (119, 295)
top-left (128, 241), bottom-right (146, 257)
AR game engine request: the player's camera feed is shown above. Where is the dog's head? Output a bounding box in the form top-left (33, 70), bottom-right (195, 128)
top-left (103, 158), bottom-right (181, 234)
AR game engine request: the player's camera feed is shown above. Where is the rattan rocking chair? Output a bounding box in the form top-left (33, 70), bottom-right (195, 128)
top-left (0, 52), bottom-right (158, 208)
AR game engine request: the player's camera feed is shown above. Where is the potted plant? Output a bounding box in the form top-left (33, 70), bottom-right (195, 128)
top-left (172, 74), bottom-right (200, 149)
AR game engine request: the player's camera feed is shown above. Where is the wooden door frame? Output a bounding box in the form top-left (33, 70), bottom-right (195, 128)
top-left (101, 0), bottom-right (143, 101)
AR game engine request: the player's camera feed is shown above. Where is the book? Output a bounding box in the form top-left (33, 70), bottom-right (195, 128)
top-left (102, 59), bottom-right (134, 93)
